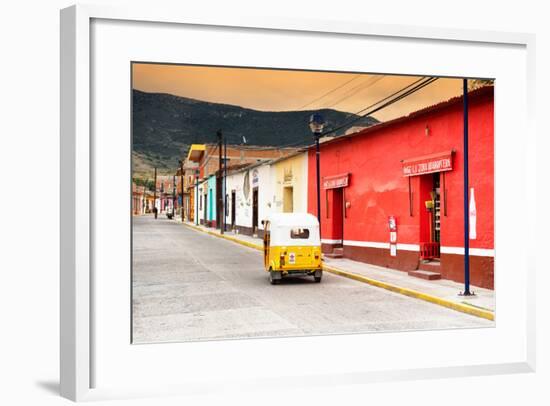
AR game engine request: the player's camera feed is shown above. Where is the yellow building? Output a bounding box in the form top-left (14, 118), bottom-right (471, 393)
top-left (270, 151), bottom-right (308, 214)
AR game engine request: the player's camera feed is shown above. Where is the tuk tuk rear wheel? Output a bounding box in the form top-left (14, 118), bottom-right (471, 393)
top-left (269, 270), bottom-right (281, 285)
top-left (314, 270), bottom-right (322, 283)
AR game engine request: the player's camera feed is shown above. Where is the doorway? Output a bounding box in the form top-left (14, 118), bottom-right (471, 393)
top-left (331, 187), bottom-right (344, 245)
top-left (204, 193), bottom-right (208, 225)
top-left (231, 190), bottom-right (236, 229)
top-left (432, 172), bottom-right (441, 245)
top-left (283, 186), bottom-right (293, 213)
top-left (252, 187), bottom-right (258, 234)
top-left (419, 172), bottom-right (441, 259)
top-left (208, 189), bottom-right (213, 224)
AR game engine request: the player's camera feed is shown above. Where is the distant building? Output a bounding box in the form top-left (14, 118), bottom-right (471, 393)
top-left (186, 143), bottom-right (300, 229)
top-left (176, 161), bottom-right (199, 222)
top-left (154, 175), bottom-right (177, 213)
top-left (132, 183), bottom-right (144, 215)
top-left (132, 183), bottom-right (155, 215)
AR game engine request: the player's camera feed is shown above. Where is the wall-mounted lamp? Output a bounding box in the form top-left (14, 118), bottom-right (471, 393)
top-left (345, 201), bottom-right (351, 209)
top-left (425, 124), bottom-right (430, 136)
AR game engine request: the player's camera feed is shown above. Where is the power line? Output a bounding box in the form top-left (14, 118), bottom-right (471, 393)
top-left (296, 74), bottom-right (362, 110)
top-left (348, 77), bottom-right (428, 118)
top-left (242, 77), bottom-right (439, 150)
top-left (325, 75), bottom-right (386, 109)
top-left (197, 77), bottom-right (439, 155)
top-left (323, 77), bottom-right (439, 137)
top-left (286, 77), bottom-right (434, 145)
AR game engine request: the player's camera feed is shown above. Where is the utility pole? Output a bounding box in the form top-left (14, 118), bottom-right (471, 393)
top-left (195, 169), bottom-right (200, 226)
top-left (217, 129), bottom-right (223, 234)
top-left (153, 167), bottom-right (157, 219)
top-left (142, 185), bottom-right (146, 214)
top-left (223, 137), bottom-right (227, 234)
top-left (172, 174), bottom-right (176, 219)
top-left (180, 160), bottom-right (185, 222)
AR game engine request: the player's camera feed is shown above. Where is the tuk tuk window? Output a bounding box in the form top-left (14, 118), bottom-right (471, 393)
top-left (290, 228), bottom-right (309, 239)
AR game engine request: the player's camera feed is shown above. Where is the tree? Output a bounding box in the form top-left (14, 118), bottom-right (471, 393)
top-left (133, 177), bottom-right (155, 191)
top-left (468, 79), bottom-right (494, 91)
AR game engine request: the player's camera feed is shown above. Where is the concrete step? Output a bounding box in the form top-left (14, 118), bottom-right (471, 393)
top-left (408, 270), bottom-right (442, 280)
top-left (418, 260), bottom-right (441, 272)
top-left (324, 247), bottom-right (344, 258)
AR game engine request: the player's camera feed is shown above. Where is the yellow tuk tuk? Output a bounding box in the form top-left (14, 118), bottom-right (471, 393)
top-left (262, 213), bottom-right (323, 284)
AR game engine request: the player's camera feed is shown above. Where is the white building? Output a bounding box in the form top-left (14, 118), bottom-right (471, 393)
top-left (222, 151), bottom-right (309, 237)
top-left (224, 161), bottom-right (273, 237)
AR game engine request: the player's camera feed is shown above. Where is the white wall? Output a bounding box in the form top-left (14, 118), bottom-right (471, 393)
top-left (225, 170), bottom-right (248, 228)
top-left (196, 179), bottom-right (208, 223)
top-left (224, 163), bottom-right (274, 232)
top-left (257, 164), bottom-right (273, 230)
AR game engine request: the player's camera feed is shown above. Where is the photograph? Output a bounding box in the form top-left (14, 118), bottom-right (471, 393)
top-left (131, 63), bottom-right (495, 344)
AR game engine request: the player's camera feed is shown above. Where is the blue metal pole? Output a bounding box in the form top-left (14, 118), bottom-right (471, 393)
top-left (462, 78), bottom-right (472, 295)
top-left (223, 138), bottom-right (227, 233)
top-left (315, 133), bottom-right (321, 228)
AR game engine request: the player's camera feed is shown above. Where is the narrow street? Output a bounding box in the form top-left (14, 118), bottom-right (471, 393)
top-left (132, 215), bottom-right (492, 343)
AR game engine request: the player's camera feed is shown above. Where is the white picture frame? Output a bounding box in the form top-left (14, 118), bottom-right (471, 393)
top-left (60, 4), bottom-right (536, 402)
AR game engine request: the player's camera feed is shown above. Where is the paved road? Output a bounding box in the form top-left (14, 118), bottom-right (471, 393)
top-left (132, 215), bottom-right (492, 343)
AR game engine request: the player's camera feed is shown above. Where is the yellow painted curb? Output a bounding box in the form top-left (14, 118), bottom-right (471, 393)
top-left (182, 222), bottom-right (494, 322)
top-left (323, 264), bottom-right (494, 321)
top-left (182, 222), bottom-right (263, 251)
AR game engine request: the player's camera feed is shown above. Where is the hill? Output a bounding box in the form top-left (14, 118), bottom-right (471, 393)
top-left (132, 89), bottom-right (378, 178)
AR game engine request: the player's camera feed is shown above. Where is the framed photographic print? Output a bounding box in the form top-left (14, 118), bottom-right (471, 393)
top-left (60, 4), bottom-right (536, 402)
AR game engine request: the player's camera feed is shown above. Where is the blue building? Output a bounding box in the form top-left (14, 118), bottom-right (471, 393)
top-left (206, 175), bottom-right (217, 227)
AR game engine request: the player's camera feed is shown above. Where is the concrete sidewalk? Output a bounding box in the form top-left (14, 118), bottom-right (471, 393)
top-left (180, 220), bottom-right (495, 321)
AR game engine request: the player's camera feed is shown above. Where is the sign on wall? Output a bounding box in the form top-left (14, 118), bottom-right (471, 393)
top-left (323, 173), bottom-right (349, 189)
top-left (283, 167), bottom-right (293, 183)
top-left (252, 168), bottom-right (259, 187)
top-left (402, 150), bottom-right (454, 177)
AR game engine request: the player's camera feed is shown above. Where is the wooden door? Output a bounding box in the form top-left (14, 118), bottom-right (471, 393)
top-left (283, 186), bottom-right (293, 213)
top-left (231, 190), bottom-right (236, 228)
top-left (331, 188), bottom-right (344, 245)
top-left (252, 187), bottom-right (258, 233)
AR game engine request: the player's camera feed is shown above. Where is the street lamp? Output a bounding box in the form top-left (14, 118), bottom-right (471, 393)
top-left (309, 113), bottom-right (325, 227)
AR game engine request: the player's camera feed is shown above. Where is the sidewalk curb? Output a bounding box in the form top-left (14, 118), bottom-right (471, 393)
top-left (183, 222), bottom-right (263, 251)
top-left (182, 222), bottom-right (494, 322)
top-left (322, 264), bottom-right (494, 321)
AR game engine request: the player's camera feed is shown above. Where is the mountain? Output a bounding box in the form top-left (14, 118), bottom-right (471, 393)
top-left (132, 89), bottom-right (379, 178)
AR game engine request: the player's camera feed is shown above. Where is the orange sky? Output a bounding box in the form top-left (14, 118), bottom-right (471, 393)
top-left (132, 63), bottom-right (467, 122)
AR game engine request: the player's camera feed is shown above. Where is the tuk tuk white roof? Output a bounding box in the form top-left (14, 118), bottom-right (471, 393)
top-left (264, 213), bottom-right (320, 247)
top-left (264, 213), bottom-right (319, 227)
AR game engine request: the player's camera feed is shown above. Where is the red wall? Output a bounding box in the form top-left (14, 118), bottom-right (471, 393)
top-left (307, 88), bottom-right (494, 251)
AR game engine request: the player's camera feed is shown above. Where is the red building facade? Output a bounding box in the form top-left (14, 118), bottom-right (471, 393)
top-left (308, 87), bottom-right (494, 289)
